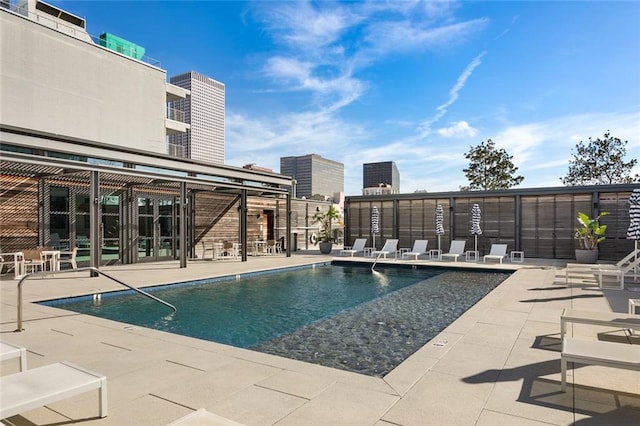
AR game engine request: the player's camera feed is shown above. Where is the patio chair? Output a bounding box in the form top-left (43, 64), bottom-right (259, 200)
top-left (21, 248), bottom-right (45, 273)
top-left (340, 238), bottom-right (367, 257)
top-left (267, 239), bottom-right (282, 255)
top-left (59, 247), bottom-right (78, 269)
top-left (371, 239), bottom-right (399, 259)
top-left (401, 240), bottom-right (429, 260)
top-left (49, 233), bottom-right (70, 250)
top-left (441, 240), bottom-right (466, 262)
top-left (0, 361), bottom-right (107, 419)
top-left (483, 244), bottom-right (508, 263)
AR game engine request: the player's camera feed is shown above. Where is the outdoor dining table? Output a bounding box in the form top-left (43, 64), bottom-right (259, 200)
top-left (40, 250), bottom-right (61, 271)
top-left (252, 241), bottom-right (267, 256)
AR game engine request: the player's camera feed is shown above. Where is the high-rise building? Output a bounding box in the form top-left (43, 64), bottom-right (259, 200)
top-left (168, 71), bottom-right (225, 163)
top-left (363, 161), bottom-right (400, 194)
top-left (280, 154), bottom-right (344, 200)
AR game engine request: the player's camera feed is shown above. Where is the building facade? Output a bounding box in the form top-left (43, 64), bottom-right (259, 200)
top-left (168, 71), bottom-right (225, 163)
top-left (280, 154), bottom-right (344, 200)
top-left (363, 161), bottom-right (400, 194)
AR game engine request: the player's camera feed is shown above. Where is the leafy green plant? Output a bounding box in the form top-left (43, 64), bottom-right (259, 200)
top-left (312, 205), bottom-right (343, 243)
top-left (575, 211), bottom-right (609, 250)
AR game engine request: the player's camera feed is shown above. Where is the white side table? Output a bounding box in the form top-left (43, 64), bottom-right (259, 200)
top-left (629, 299), bottom-right (640, 315)
top-left (363, 247), bottom-right (373, 257)
top-left (510, 251), bottom-right (525, 263)
top-left (429, 249), bottom-right (442, 260)
top-left (465, 250), bottom-right (479, 262)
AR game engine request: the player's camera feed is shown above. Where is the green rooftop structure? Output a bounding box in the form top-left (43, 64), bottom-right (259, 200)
top-left (99, 32), bottom-right (145, 60)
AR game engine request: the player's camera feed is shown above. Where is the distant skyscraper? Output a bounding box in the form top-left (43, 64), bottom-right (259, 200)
top-left (168, 71), bottom-right (225, 163)
top-left (280, 154), bottom-right (344, 200)
top-left (363, 161), bottom-right (400, 194)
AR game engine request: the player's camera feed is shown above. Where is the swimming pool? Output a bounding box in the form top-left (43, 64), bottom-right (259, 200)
top-left (43, 264), bottom-right (510, 376)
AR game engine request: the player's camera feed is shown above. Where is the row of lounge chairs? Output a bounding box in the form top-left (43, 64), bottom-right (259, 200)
top-left (340, 238), bottom-right (515, 263)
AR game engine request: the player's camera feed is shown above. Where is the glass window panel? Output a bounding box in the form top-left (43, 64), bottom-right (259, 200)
top-left (50, 187), bottom-right (69, 212)
top-left (76, 194), bottom-right (90, 213)
top-left (50, 214), bottom-right (69, 239)
top-left (103, 216), bottom-right (120, 239)
top-left (101, 195), bottom-right (120, 214)
top-left (138, 198), bottom-right (153, 215)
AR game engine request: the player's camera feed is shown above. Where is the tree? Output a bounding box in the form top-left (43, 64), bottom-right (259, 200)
top-left (461, 139), bottom-right (524, 190)
top-left (561, 131), bottom-right (639, 185)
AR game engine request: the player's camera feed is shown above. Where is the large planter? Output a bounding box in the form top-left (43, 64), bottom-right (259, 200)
top-left (318, 241), bottom-right (333, 254)
top-left (575, 249), bottom-right (598, 264)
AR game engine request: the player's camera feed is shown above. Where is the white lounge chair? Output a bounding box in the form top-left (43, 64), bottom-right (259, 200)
top-left (401, 240), bottom-right (428, 260)
top-left (371, 239), bottom-right (399, 259)
top-left (483, 244), bottom-right (508, 263)
top-left (566, 250), bottom-right (640, 289)
top-left (561, 338), bottom-right (640, 392)
top-left (0, 341), bottom-right (27, 371)
top-left (597, 256), bottom-right (640, 290)
top-left (0, 361), bottom-right (107, 419)
top-left (340, 238), bottom-right (367, 257)
top-left (441, 240), bottom-right (466, 262)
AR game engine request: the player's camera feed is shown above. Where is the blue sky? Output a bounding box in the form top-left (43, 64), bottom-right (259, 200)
top-left (51, 1), bottom-right (639, 195)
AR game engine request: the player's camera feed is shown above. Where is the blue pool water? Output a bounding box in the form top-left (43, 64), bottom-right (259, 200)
top-left (46, 264), bottom-right (510, 376)
top-left (51, 264), bottom-right (441, 347)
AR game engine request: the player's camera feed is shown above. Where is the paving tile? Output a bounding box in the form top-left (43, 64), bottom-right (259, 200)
top-left (476, 409), bottom-right (558, 425)
top-left (210, 385), bottom-right (307, 426)
top-left (256, 369), bottom-right (336, 400)
top-left (382, 370), bottom-right (494, 425)
top-left (483, 377), bottom-right (575, 425)
top-left (430, 341), bottom-right (511, 381)
top-left (383, 351), bottom-right (438, 396)
top-left (276, 381), bottom-right (399, 425)
top-left (457, 322), bottom-right (521, 350)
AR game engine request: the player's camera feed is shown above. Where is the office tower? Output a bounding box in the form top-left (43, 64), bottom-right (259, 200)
top-left (168, 71), bottom-right (225, 163)
top-left (280, 154), bottom-right (344, 200)
top-left (363, 161), bottom-right (400, 194)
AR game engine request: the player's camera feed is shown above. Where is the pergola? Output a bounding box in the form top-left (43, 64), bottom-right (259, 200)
top-left (0, 125), bottom-right (294, 269)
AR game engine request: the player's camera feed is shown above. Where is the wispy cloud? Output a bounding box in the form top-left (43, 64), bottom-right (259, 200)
top-left (419, 51), bottom-right (487, 136)
top-left (250, 1), bottom-right (488, 115)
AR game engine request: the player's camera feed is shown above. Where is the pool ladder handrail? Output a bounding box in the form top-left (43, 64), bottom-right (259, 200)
top-left (15, 267), bottom-right (176, 331)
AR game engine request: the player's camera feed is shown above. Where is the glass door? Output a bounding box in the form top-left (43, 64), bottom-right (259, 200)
top-left (137, 196), bottom-right (175, 262)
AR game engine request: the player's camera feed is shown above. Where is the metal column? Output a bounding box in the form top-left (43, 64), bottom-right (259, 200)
top-left (286, 192), bottom-right (292, 257)
top-left (180, 182), bottom-right (187, 268)
top-left (90, 171), bottom-right (101, 276)
top-left (240, 189), bottom-right (248, 261)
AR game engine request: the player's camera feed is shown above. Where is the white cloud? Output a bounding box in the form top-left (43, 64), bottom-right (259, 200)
top-left (419, 51), bottom-right (486, 136)
top-left (437, 121), bottom-right (479, 138)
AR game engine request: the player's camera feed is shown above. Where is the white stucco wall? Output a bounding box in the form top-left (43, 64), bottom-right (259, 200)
top-left (1, 10), bottom-right (167, 153)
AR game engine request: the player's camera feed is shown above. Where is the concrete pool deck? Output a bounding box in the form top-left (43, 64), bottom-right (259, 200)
top-left (1, 251), bottom-right (639, 425)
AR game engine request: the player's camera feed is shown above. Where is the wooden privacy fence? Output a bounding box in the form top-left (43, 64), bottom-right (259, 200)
top-left (344, 185), bottom-right (638, 260)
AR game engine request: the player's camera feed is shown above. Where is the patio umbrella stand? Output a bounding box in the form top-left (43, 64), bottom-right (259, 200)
top-left (627, 189), bottom-right (640, 281)
top-left (435, 204), bottom-right (445, 251)
top-left (470, 204), bottom-right (482, 253)
top-left (371, 206), bottom-right (380, 250)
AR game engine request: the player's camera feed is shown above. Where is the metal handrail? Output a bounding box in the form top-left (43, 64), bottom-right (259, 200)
top-left (16, 267), bottom-right (176, 331)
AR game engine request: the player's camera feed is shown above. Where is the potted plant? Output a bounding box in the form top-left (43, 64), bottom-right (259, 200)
top-left (574, 210), bottom-right (608, 263)
top-left (312, 205), bottom-right (343, 254)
